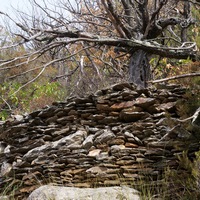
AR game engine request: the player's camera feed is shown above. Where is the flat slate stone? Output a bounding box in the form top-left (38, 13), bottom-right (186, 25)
top-left (120, 111), bottom-right (149, 122)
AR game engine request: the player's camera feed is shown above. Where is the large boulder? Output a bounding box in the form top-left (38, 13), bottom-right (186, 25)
top-left (27, 185), bottom-right (140, 200)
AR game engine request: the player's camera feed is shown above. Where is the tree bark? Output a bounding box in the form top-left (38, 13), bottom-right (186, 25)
top-left (129, 50), bottom-right (151, 88)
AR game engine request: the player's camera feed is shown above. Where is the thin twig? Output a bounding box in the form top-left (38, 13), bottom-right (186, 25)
top-left (1, 97), bottom-right (12, 111)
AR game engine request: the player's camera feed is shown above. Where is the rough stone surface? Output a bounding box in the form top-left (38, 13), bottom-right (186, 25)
top-left (27, 185), bottom-right (140, 200)
top-left (0, 82), bottom-right (199, 199)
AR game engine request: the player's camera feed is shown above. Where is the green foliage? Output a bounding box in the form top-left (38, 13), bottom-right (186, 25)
top-left (0, 110), bottom-right (9, 121)
top-left (31, 82), bottom-right (64, 99)
top-left (0, 81), bottom-right (65, 120)
top-left (176, 73), bottom-right (200, 120)
top-left (28, 82), bottom-right (65, 112)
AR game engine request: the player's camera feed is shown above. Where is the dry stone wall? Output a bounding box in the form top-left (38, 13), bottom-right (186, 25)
top-left (0, 82), bottom-right (199, 199)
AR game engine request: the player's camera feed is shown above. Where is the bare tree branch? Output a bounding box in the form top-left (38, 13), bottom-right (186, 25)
top-left (6, 24), bottom-right (197, 60)
top-left (0, 0), bottom-right (199, 95)
top-left (150, 72), bottom-right (200, 83)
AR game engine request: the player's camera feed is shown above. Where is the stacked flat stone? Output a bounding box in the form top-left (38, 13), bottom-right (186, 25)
top-left (0, 82), bottom-right (199, 199)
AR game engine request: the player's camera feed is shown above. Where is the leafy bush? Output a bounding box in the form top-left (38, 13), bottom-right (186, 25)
top-left (0, 81), bottom-right (65, 120)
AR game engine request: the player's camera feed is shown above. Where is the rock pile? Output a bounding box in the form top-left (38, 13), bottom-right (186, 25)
top-left (0, 82), bottom-right (199, 199)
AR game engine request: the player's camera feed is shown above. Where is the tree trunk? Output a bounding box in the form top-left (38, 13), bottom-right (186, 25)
top-left (129, 50), bottom-right (151, 88)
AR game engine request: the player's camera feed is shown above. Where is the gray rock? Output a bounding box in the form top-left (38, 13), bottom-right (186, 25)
top-left (124, 131), bottom-right (143, 145)
top-left (88, 149), bottom-right (101, 157)
top-left (86, 166), bottom-right (107, 175)
top-left (94, 129), bottom-right (116, 144)
top-left (82, 135), bottom-right (94, 149)
top-left (23, 130), bottom-right (87, 160)
top-left (0, 121), bottom-right (5, 125)
top-left (11, 114), bottom-right (24, 121)
top-left (27, 185), bottom-right (140, 200)
top-left (135, 97), bottom-right (156, 109)
top-left (0, 196), bottom-right (10, 200)
top-left (1, 161), bottom-right (12, 176)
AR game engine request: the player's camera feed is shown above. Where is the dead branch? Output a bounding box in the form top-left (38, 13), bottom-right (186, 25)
top-left (150, 72), bottom-right (200, 83)
top-left (0, 0), bottom-right (199, 94)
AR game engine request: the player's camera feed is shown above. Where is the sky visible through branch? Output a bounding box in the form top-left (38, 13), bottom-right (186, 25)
top-left (1, 0), bottom-right (32, 15)
top-left (0, 0), bottom-right (75, 27)
top-left (0, 0), bottom-right (38, 27)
